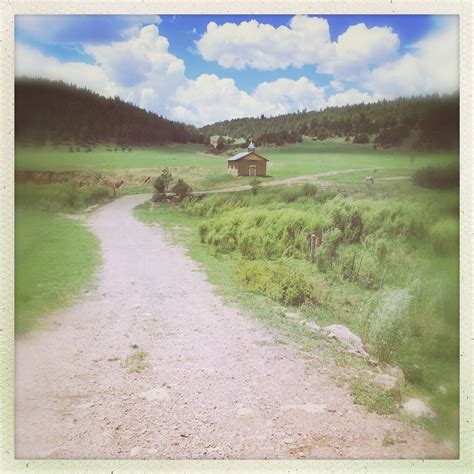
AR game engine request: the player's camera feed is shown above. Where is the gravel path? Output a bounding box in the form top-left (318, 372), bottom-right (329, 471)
top-left (15, 194), bottom-right (450, 460)
top-left (199, 168), bottom-right (383, 194)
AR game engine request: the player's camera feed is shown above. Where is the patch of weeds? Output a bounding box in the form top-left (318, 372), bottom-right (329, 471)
top-left (350, 379), bottom-right (399, 415)
top-left (121, 344), bottom-right (150, 373)
top-left (382, 431), bottom-right (396, 447)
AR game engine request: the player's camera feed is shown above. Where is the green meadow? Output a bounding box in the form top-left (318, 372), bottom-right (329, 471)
top-left (16, 138), bottom-right (457, 191)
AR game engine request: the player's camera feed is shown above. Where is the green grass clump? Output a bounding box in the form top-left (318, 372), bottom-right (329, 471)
top-left (237, 260), bottom-right (312, 306)
top-left (15, 208), bottom-right (99, 333)
top-left (350, 379), bottom-right (399, 415)
top-left (121, 345), bottom-right (150, 373)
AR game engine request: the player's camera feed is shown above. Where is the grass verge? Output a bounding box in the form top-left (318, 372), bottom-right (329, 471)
top-left (15, 207), bottom-right (99, 333)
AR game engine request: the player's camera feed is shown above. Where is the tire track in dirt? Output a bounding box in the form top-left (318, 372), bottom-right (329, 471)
top-left (15, 194), bottom-right (450, 459)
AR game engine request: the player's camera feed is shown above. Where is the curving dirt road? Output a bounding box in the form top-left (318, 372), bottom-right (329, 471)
top-left (15, 194), bottom-right (450, 460)
top-left (199, 168), bottom-right (384, 194)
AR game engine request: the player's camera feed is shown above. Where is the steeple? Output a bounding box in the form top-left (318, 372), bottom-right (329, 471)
top-left (248, 140), bottom-right (255, 152)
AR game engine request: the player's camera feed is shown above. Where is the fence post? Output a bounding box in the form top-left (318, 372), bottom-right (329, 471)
top-left (309, 233), bottom-right (316, 263)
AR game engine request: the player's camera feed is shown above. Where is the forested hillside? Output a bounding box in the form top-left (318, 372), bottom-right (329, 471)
top-left (200, 94), bottom-right (459, 150)
top-left (15, 78), bottom-right (208, 147)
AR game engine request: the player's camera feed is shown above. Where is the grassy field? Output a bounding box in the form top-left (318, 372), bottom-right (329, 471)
top-left (16, 138), bottom-right (458, 191)
top-left (14, 183), bottom-right (112, 333)
top-left (135, 178), bottom-right (459, 444)
top-left (15, 208), bottom-right (99, 333)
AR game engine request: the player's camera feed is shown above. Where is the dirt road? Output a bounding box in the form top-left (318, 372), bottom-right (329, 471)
top-left (16, 194), bottom-right (449, 459)
top-left (199, 168), bottom-right (383, 194)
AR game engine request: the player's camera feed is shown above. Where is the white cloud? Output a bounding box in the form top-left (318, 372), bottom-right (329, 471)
top-left (318, 23), bottom-right (399, 80)
top-left (169, 75), bottom-right (326, 126)
top-left (365, 18), bottom-right (458, 99)
top-left (15, 43), bottom-right (121, 97)
top-left (196, 16), bottom-right (330, 70)
top-left (196, 16), bottom-right (399, 81)
top-left (327, 88), bottom-right (377, 107)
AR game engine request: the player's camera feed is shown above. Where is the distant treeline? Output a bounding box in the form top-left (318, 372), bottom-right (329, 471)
top-left (15, 78), bottom-right (208, 147)
top-left (200, 94), bottom-right (459, 150)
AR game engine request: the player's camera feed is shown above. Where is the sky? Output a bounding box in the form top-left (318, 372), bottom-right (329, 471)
top-left (15, 14), bottom-right (459, 127)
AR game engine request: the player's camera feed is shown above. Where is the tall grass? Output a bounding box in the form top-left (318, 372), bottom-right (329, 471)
top-left (16, 183), bottom-right (112, 212)
top-left (180, 182), bottom-right (459, 438)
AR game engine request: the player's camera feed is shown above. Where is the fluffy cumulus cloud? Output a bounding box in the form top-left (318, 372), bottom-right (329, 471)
top-left (365, 18), bottom-right (458, 99)
top-left (317, 23), bottom-right (400, 80)
top-left (84, 25), bottom-right (186, 111)
top-left (169, 75), bottom-right (326, 126)
top-left (196, 16), bottom-right (330, 70)
top-left (196, 16), bottom-right (399, 80)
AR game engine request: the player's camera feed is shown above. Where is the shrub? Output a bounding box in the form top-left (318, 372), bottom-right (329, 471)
top-left (302, 183), bottom-right (318, 197)
top-left (172, 179), bottom-right (193, 201)
top-left (412, 166), bottom-right (459, 189)
top-left (237, 260), bottom-right (312, 306)
top-left (353, 133), bottom-right (370, 144)
top-left (250, 178), bottom-right (262, 195)
top-left (369, 289), bottom-right (410, 363)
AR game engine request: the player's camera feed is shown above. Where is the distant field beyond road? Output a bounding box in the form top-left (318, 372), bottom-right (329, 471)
top-left (16, 138), bottom-right (458, 191)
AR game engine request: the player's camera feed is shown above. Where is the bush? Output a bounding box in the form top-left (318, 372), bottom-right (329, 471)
top-left (172, 179), bottom-right (193, 201)
top-left (237, 260), bottom-right (312, 306)
top-left (302, 183), bottom-right (318, 197)
top-left (353, 133), bottom-right (370, 144)
top-left (250, 178), bottom-right (262, 195)
top-left (369, 289), bottom-right (410, 363)
top-left (412, 166), bottom-right (459, 189)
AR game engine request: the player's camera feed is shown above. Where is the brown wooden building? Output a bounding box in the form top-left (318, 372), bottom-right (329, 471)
top-left (227, 142), bottom-right (268, 177)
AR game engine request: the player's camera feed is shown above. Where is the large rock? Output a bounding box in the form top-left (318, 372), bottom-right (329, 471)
top-left (401, 398), bottom-right (436, 418)
top-left (386, 365), bottom-right (405, 384)
top-left (323, 324), bottom-right (369, 358)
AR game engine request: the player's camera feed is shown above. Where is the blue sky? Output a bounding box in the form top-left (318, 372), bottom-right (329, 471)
top-left (15, 14), bottom-right (458, 126)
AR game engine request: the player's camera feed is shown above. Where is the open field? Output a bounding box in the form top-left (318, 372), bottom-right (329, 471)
top-left (16, 138), bottom-right (458, 192)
